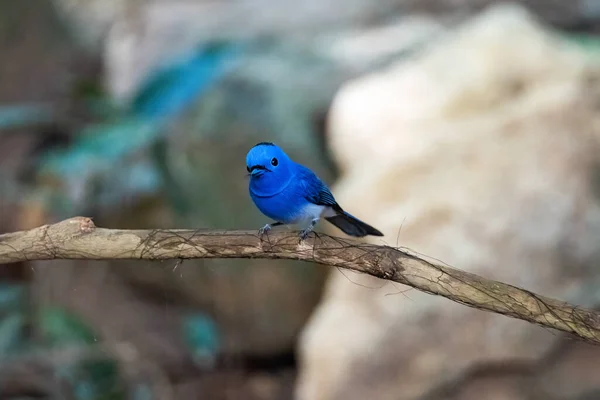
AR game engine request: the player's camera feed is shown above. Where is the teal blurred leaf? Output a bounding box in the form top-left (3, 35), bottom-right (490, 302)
top-left (32, 116), bottom-right (170, 219)
top-left (0, 104), bottom-right (53, 130)
top-left (77, 359), bottom-right (125, 400)
top-left (0, 284), bottom-right (27, 357)
top-left (40, 307), bottom-right (97, 347)
top-left (132, 384), bottom-right (154, 400)
top-left (56, 359), bottom-right (125, 400)
top-left (562, 33), bottom-right (600, 55)
top-left (0, 283), bottom-right (25, 311)
top-left (131, 41), bottom-right (240, 120)
top-left (182, 313), bottom-right (219, 368)
top-left (37, 118), bottom-right (164, 214)
top-left (0, 312), bottom-right (25, 356)
top-left (40, 118), bottom-right (160, 180)
top-left (73, 379), bottom-right (96, 400)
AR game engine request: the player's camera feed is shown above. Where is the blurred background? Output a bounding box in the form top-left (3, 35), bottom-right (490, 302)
top-left (2, 0), bottom-right (600, 399)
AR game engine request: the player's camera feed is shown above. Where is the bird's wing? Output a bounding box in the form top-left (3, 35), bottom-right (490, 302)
top-left (297, 165), bottom-right (343, 213)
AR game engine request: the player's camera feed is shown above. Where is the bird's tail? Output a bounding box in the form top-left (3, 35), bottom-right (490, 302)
top-left (325, 211), bottom-right (383, 238)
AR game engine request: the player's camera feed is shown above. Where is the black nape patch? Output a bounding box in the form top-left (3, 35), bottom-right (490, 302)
top-left (253, 141), bottom-right (275, 148)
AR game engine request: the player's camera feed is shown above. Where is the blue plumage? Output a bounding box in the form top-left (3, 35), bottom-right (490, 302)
top-left (246, 142), bottom-right (383, 239)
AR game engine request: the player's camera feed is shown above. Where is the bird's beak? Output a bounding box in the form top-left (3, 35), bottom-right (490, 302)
top-left (249, 165), bottom-right (267, 177)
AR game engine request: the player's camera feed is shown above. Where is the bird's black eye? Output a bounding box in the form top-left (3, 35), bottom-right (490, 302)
top-left (271, 158), bottom-right (278, 166)
top-left (246, 166), bottom-right (250, 172)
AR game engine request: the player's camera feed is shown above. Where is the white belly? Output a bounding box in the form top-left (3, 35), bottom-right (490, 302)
top-left (291, 203), bottom-right (336, 227)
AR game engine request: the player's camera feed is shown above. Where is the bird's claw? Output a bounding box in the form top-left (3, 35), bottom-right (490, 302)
top-left (299, 228), bottom-right (313, 242)
top-left (299, 219), bottom-right (319, 242)
top-left (258, 224), bottom-right (272, 237)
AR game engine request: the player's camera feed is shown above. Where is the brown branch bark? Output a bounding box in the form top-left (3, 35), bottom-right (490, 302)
top-left (1, 216), bottom-right (599, 344)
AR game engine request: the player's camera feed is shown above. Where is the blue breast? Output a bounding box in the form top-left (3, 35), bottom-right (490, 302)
top-left (249, 183), bottom-right (309, 224)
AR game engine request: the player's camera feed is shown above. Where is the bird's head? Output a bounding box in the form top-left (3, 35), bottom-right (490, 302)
top-left (246, 142), bottom-right (294, 195)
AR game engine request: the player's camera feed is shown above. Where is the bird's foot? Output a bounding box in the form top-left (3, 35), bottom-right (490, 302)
top-left (299, 228), bottom-right (312, 241)
top-left (258, 224), bottom-right (272, 237)
top-left (257, 222), bottom-right (283, 239)
top-left (299, 219), bottom-right (318, 242)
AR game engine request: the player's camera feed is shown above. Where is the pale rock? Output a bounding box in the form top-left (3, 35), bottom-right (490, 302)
top-left (51, 0), bottom-right (125, 50)
top-left (297, 4), bottom-right (600, 400)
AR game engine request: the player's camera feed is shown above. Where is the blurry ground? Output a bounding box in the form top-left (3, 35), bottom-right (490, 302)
top-left (1, 1), bottom-right (600, 399)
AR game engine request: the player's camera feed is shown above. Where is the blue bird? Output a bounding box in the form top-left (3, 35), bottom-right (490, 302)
top-left (246, 142), bottom-right (384, 239)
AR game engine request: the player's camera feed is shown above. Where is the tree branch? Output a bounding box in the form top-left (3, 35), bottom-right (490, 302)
top-left (1, 217), bottom-right (599, 344)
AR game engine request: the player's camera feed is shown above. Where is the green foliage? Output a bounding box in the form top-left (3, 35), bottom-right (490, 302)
top-left (0, 312), bottom-right (25, 357)
top-left (130, 41), bottom-right (239, 120)
top-left (0, 283), bottom-right (25, 310)
top-left (0, 284), bottom-right (27, 357)
top-left (0, 297), bottom-right (226, 399)
top-left (33, 42), bottom-right (239, 217)
top-left (0, 290), bottom-right (219, 399)
top-left (40, 118), bottom-right (161, 180)
top-left (182, 313), bottom-right (220, 367)
top-left (0, 292), bottom-right (128, 400)
top-left (40, 306), bottom-right (98, 346)
top-left (40, 306), bottom-right (126, 400)
top-left (562, 33), bottom-right (600, 57)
